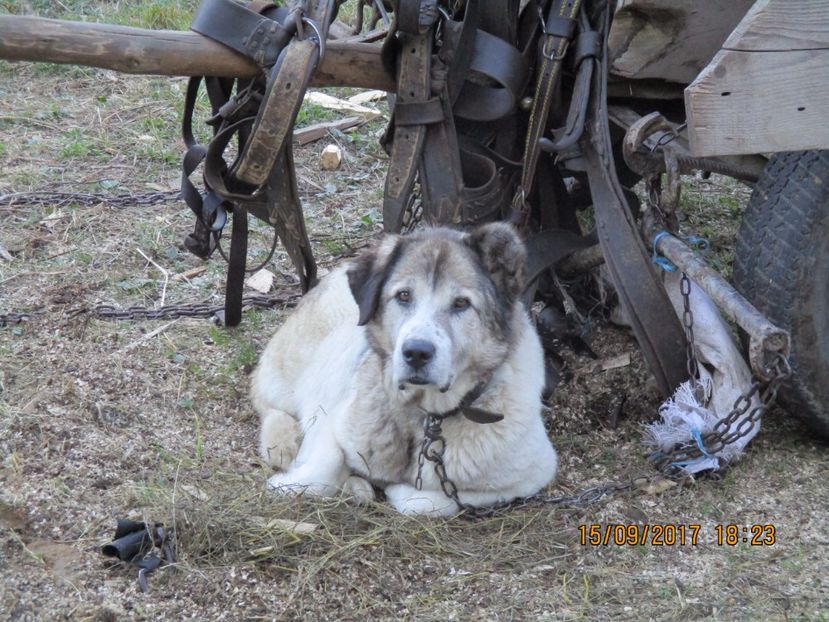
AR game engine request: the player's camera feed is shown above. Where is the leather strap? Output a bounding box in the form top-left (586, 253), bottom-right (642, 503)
top-left (453, 30), bottom-right (528, 122)
top-left (233, 39), bottom-right (320, 186)
top-left (579, 5), bottom-right (687, 396)
top-left (384, 0), bottom-right (531, 230)
top-left (224, 205), bottom-right (248, 327)
top-left (191, 0), bottom-right (290, 68)
top-left (180, 0), bottom-right (329, 326)
top-left (511, 0), bottom-right (583, 228)
top-left (540, 13), bottom-right (600, 153)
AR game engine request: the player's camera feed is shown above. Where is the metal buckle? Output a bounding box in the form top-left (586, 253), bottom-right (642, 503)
top-left (542, 39), bottom-right (568, 62)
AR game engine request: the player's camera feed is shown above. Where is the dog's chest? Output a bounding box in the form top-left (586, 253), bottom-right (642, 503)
top-left (337, 398), bottom-right (422, 484)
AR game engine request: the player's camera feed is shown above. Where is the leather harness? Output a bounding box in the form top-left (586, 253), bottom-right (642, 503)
top-left (181, 0), bottom-right (688, 397)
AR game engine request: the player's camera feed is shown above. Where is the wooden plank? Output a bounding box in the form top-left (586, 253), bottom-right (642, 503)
top-left (686, 0), bottom-right (829, 156)
top-left (0, 15), bottom-right (393, 91)
top-left (686, 48), bottom-right (829, 156)
top-left (293, 116), bottom-right (364, 145)
top-left (608, 0), bottom-right (753, 84)
top-left (722, 0), bottom-right (829, 51)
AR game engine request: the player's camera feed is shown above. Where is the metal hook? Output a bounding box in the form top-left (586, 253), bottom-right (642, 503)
top-left (300, 16), bottom-right (326, 61)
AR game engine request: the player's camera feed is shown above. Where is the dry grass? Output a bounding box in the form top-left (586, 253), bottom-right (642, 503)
top-left (2, 5), bottom-right (829, 620)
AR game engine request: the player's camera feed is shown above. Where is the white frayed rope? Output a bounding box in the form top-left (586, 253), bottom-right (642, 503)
top-left (644, 272), bottom-right (761, 474)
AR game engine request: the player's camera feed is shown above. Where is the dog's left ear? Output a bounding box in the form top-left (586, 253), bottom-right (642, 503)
top-left (347, 235), bottom-right (402, 326)
top-left (466, 222), bottom-right (527, 301)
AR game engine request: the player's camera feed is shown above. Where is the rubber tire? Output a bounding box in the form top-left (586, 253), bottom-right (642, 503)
top-left (733, 150), bottom-right (829, 437)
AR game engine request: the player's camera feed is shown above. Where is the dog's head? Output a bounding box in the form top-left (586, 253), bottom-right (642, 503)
top-left (347, 223), bottom-right (526, 395)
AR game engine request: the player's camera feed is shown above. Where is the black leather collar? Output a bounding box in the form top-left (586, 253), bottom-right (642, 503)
top-left (432, 381), bottom-right (504, 424)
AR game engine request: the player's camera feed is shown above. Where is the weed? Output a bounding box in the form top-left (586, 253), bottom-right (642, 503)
top-left (138, 1), bottom-right (192, 30)
top-left (208, 325), bottom-right (231, 347)
top-left (296, 102), bottom-right (339, 127)
top-left (60, 140), bottom-right (91, 159)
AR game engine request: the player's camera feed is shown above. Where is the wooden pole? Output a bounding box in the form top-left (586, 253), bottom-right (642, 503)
top-left (0, 15), bottom-right (394, 91)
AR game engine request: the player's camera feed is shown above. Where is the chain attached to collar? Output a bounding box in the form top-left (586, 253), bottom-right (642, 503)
top-left (414, 408), bottom-right (640, 518)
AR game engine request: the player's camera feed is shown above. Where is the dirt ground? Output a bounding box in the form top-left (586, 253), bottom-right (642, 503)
top-left (1, 34), bottom-right (829, 622)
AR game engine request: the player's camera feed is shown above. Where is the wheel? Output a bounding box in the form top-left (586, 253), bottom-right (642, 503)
top-left (733, 151), bottom-right (829, 437)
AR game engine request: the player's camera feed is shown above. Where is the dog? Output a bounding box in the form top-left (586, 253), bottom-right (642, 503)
top-left (251, 222), bottom-right (557, 516)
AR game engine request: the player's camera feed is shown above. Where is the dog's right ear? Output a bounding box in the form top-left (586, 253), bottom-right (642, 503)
top-left (347, 236), bottom-right (402, 326)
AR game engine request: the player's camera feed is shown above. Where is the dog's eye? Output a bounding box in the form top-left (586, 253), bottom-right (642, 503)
top-left (453, 297), bottom-right (471, 311)
top-left (395, 289), bottom-right (411, 304)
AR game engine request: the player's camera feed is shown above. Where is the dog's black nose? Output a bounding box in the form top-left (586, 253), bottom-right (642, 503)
top-left (402, 339), bottom-right (435, 369)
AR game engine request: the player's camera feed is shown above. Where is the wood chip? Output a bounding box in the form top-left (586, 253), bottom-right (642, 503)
top-left (293, 116), bottom-right (364, 145)
top-left (180, 484), bottom-right (209, 501)
top-left (634, 477), bottom-right (677, 495)
top-left (601, 353), bottom-right (631, 371)
top-left (320, 144), bottom-right (343, 171)
top-left (245, 268), bottom-right (274, 294)
top-left (305, 91), bottom-right (382, 118)
top-left (264, 518), bottom-right (318, 535)
top-left (347, 89), bottom-right (386, 105)
top-left (171, 265), bottom-right (208, 281)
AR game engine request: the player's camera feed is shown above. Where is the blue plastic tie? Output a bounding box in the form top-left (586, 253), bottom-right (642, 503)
top-left (651, 230), bottom-right (677, 272)
top-left (690, 426), bottom-right (715, 458)
top-left (684, 235), bottom-right (710, 252)
top-left (670, 427), bottom-right (718, 468)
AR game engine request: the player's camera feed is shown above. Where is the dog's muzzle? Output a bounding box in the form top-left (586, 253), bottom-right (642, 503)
top-left (399, 338), bottom-right (442, 387)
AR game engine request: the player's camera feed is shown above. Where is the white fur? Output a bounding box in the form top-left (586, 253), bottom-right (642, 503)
top-left (251, 261), bottom-right (557, 516)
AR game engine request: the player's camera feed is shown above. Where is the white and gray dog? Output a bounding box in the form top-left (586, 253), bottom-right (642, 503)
top-left (251, 222), bottom-right (557, 516)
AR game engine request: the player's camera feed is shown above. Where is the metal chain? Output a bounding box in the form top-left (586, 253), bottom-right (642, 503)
top-left (652, 275), bottom-right (793, 473)
top-left (1, 295), bottom-right (299, 327)
top-left (0, 311), bottom-right (41, 327)
top-left (0, 190), bottom-right (180, 208)
top-left (679, 272), bottom-right (701, 385)
top-left (416, 412), bottom-right (636, 518)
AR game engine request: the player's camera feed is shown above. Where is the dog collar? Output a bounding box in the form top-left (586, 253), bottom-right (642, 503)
top-left (435, 381), bottom-right (504, 424)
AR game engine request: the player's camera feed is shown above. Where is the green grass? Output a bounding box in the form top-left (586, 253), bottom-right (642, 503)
top-left (296, 101), bottom-right (340, 127)
top-left (1, 0), bottom-right (201, 29)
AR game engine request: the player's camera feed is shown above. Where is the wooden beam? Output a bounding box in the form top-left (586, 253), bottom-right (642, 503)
top-left (685, 0), bottom-right (829, 156)
top-left (721, 0), bottom-right (829, 51)
top-left (0, 15), bottom-right (394, 91)
top-left (607, 0), bottom-right (753, 85)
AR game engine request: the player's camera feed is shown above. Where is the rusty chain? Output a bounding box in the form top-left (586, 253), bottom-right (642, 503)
top-left (650, 275), bottom-right (792, 474)
top-left (414, 268), bottom-right (792, 515)
top-left (1, 295), bottom-right (299, 327)
top-left (0, 311), bottom-right (40, 327)
top-left (0, 190), bottom-right (181, 208)
top-left (680, 272), bottom-right (701, 385)
top-left (416, 412), bottom-right (639, 518)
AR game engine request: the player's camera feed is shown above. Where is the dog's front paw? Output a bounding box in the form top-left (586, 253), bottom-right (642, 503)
top-left (384, 484), bottom-right (460, 517)
top-left (259, 409), bottom-right (300, 470)
top-left (267, 472), bottom-right (340, 497)
top-left (343, 476), bottom-right (375, 504)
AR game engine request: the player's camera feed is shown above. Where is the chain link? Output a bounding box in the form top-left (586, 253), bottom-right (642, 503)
top-left (0, 190), bottom-right (180, 209)
top-left (0, 311), bottom-right (40, 327)
top-left (679, 272), bottom-right (700, 384)
top-left (1, 295), bottom-right (299, 327)
top-left (415, 412), bottom-right (638, 518)
top-left (652, 276), bottom-right (792, 473)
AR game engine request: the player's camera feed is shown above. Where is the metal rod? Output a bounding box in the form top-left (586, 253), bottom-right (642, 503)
top-left (656, 233), bottom-right (790, 378)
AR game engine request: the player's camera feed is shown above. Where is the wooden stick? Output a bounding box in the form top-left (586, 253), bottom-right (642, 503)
top-left (0, 15), bottom-right (394, 91)
top-left (293, 116), bottom-right (365, 145)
